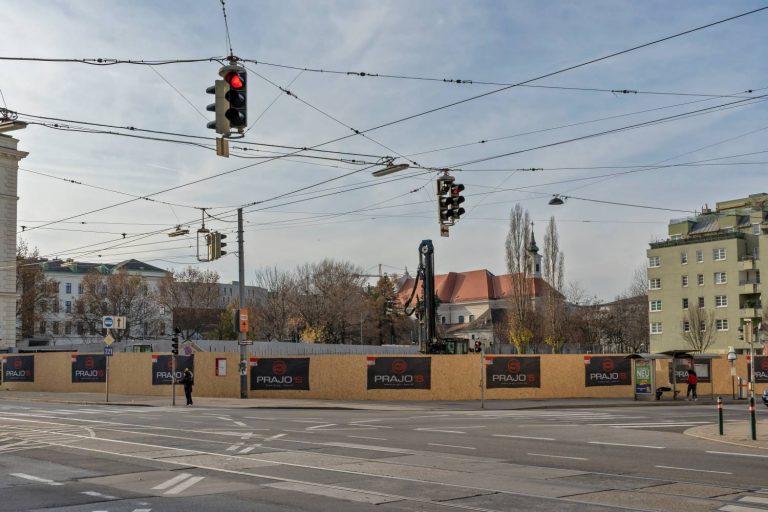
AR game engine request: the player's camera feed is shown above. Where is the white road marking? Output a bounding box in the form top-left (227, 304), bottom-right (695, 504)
top-left (493, 434), bottom-right (555, 441)
top-left (226, 444), bottom-right (241, 451)
top-left (306, 423), bottom-right (336, 430)
top-left (233, 421), bottom-right (247, 427)
top-left (590, 422), bottom-right (708, 427)
top-left (216, 416), bottom-right (231, 421)
top-left (654, 465), bottom-right (732, 475)
top-left (132, 509), bottom-right (152, 512)
top-left (589, 441), bottom-right (665, 449)
top-left (323, 442), bottom-right (411, 454)
top-left (527, 453), bottom-right (588, 461)
top-left (739, 496), bottom-right (768, 505)
top-left (241, 432), bottom-right (253, 440)
top-left (428, 443), bottom-right (476, 450)
top-left (415, 428), bottom-right (466, 434)
top-left (151, 472), bottom-right (193, 490)
top-left (165, 475), bottom-right (205, 495)
top-left (707, 451), bottom-right (768, 459)
top-left (348, 436), bottom-right (388, 441)
top-left (81, 490), bottom-right (119, 499)
top-left (265, 433), bottom-right (286, 441)
top-left (239, 447), bottom-right (255, 454)
top-left (10, 473), bottom-right (63, 486)
top-left (719, 505), bottom-right (768, 512)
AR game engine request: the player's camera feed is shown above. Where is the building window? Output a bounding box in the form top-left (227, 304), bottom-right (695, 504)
top-left (714, 272), bottom-right (727, 284)
top-left (649, 278), bottom-right (661, 290)
top-left (650, 322), bottom-right (662, 334)
top-left (698, 296), bottom-right (705, 308)
top-left (715, 295), bottom-right (728, 307)
top-left (65, 301), bottom-right (72, 313)
top-left (713, 248), bottom-right (726, 261)
top-left (78, 283), bottom-right (83, 294)
top-left (671, 234), bottom-right (682, 240)
top-left (716, 319), bottom-right (729, 331)
top-left (648, 256), bottom-right (660, 268)
top-left (650, 300), bottom-right (662, 312)
top-left (696, 250), bottom-right (704, 263)
top-left (697, 274), bottom-right (704, 286)
top-left (52, 321), bottom-right (60, 335)
top-left (65, 282), bottom-right (72, 294)
top-left (753, 223), bottom-right (761, 235)
top-left (64, 322), bottom-right (72, 335)
top-left (77, 322), bottom-right (84, 335)
top-left (39, 321), bottom-right (47, 334)
top-left (700, 321), bottom-right (706, 332)
top-left (469, 315), bottom-right (475, 322)
top-left (441, 317), bottom-right (446, 324)
top-left (682, 298), bottom-right (689, 309)
top-left (680, 252), bottom-right (688, 264)
top-left (458, 315), bottom-right (465, 324)
top-left (53, 301), bottom-right (60, 313)
top-left (89, 323), bottom-right (96, 335)
top-left (41, 301), bottom-right (48, 313)
top-left (683, 321), bottom-right (691, 332)
top-left (682, 275), bottom-right (688, 287)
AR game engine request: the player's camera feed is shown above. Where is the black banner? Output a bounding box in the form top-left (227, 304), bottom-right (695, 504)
top-left (71, 354), bottom-right (107, 383)
top-left (152, 355), bottom-right (194, 385)
top-left (668, 358), bottom-right (712, 384)
top-left (367, 357), bottom-right (431, 389)
top-left (2, 356), bottom-right (34, 382)
top-left (585, 356), bottom-right (631, 387)
top-left (486, 356), bottom-right (541, 388)
top-left (751, 356), bottom-right (768, 384)
top-left (250, 358), bottom-right (310, 391)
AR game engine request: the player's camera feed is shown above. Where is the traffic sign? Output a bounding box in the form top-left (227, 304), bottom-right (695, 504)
top-left (104, 347), bottom-right (113, 357)
top-left (103, 316), bottom-right (114, 329)
top-left (183, 343), bottom-right (193, 357)
top-left (114, 316), bottom-right (127, 330)
top-left (104, 334), bottom-right (114, 346)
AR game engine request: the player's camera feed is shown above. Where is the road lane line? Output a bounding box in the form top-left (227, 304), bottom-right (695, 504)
top-left (265, 433), bottom-right (286, 441)
top-left (241, 432), bottom-right (253, 440)
top-left (239, 447), bottom-right (255, 454)
top-left (165, 475), bottom-right (205, 495)
top-left (493, 434), bottom-right (555, 441)
top-left (654, 465), bottom-right (732, 475)
top-left (415, 428), bottom-right (466, 434)
top-left (428, 443), bottom-right (476, 450)
top-left (739, 496), bottom-right (768, 505)
top-left (233, 421), bottom-right (247, 427)
top-left (707, 451), bottom-right (768, 459)
top-left (226, 444), bottom-right (241, 451)
top-left (10, 473), bottom-right (63, 485)
top-left (527, 453), bottom-right (588, 461)
top-left (348, 436), bottom-right (388, 441)
top-left (306, 423), bottom-right (336, 430)
top-left (589, 441), bottom-right (664, 449)
top-left (151, 472), bottom-right (193, 490)
top-left (81, 491), bottom-right (119, 499)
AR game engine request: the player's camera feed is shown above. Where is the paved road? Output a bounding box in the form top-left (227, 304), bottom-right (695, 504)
top-left (1, 399), bottom-right (767, 512)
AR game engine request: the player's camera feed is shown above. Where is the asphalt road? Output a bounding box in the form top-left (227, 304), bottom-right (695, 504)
top-left (1, 399), bottom-right (767, 512)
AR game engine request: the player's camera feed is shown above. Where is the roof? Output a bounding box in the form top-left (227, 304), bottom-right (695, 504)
top-left (397, 269), bottom-right (560, 305)
top-left (41, 258), bottom-right (168, 275)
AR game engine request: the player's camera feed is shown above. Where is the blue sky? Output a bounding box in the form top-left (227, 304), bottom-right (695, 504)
top-left (3, 1), bottom-right (767, 300)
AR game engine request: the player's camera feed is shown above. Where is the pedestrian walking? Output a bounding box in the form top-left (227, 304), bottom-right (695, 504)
top-left (686, 369), bottom-right (698, 401)
top-left (181, 368), bottom-right (194, 406)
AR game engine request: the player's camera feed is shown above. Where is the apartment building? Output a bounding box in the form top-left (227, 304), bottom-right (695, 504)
top-left (647, 193), bottom-right (768, 354)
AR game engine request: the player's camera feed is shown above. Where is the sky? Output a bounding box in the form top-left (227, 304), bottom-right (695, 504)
top-left (2, 0), bottom-right (767, 301)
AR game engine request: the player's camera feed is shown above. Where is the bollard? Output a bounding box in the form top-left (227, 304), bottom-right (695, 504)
top-left (749, 397), bottom-right (757, 441)
top-left (717, 397), bottom-right (724, 436)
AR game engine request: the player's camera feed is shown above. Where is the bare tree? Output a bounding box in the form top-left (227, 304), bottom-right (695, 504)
top-left (16, 241), bottom-right (57, 338)
top-left (252, 266), bottom-right (296, 341)
top-left (73, 269), bottom-right (164, 342)
top-left (157, 266), bottom-right (221, 339)
top-left (505, 204), bottom-right (537, 353)
top-left (681, 307), bottom-right (717, 353)
top-left (541, 216), bottom-right (567, 353)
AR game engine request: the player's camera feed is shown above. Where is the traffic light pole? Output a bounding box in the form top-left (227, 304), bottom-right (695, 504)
top-left (419, 240), bottom-right (437, 352)
top-left (238, 208), bottom-right (247, 399)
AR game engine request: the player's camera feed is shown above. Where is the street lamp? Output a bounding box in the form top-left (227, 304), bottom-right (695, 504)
top-left (548, 194), bottom-right (566, 206)
top-left (372, 159), bottom-right (410, 177)
top-left (727, 346), bottom-right (737, 400)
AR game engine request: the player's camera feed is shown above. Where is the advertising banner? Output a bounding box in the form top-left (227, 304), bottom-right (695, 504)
top-left (249, 358), bottom-right (310, 391)
top-left (367, 357), bottom-right (431, 390)
top-left (71, 354), bottom-right (107, 383)
top-left (485, 356), bottom-right (540, 388)
top-left (152, 355), bottom-right (194, 385)
top-left (2, 355), bottom-right (34, 382)
top-left (668, 358), bottom-right (711, 384)
top-left (584, 356), bottom-right (631, 387)
top-left (751, 356), bottom-right (768, 383)
top-left (634, 359), bottom-right (653, 395)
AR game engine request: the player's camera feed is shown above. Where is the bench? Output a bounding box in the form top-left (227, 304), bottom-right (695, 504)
top-left (655, 387), bottom-right (681, 400)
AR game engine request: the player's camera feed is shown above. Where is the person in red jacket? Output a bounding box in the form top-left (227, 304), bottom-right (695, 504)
top-left (686, 369), bottom-right (698, 400)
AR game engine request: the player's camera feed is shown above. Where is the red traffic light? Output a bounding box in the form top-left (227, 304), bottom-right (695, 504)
top-left (225, 71), bottom-right (244, 89)
top-left (451, 184), bottom-right (465, 194)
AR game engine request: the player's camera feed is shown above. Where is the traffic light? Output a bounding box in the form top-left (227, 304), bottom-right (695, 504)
top-left (205, 232), bottom-right (228, 261)
top-left (474, 340), bottom-right (482, 353)
top-left (171, 330), bottom-right (180, 355)
top-left (222, 67), bottom-right (247, 131)
top-left (449, 183), bottom-right (466, 221)
top-left (217, 232), bottom-right (227, 258)
top-left (206, 233), bottom-right (215, 261)
top-left (437, 174), bottom-right (455, 226)
top-left (206, 80), bottom-right (230, 134)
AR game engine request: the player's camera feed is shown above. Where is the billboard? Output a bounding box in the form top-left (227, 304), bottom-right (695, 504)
top-left (2, 355), bottom-right (34, 382)
top-left (668, 358), bottom-right (712, 384)
top-left (71, 354), bottom-right (107, 383)
top-left (485, 356), bottom-right (541, 388)
top-left (367, 357), bottom-right (431, 390)
top-left (584, 356), bottom-right (631, 387)
top-left (249, 358), bottom-right (310, 391)
top-left (152, 355), bottom-right (194, 385)
top-left (750, 356), bottom-right (768, 383)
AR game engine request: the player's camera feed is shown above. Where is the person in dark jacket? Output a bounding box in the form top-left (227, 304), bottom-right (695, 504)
top-left (181, 368), bottom-right (194, 406)
top-left (686, 369), bottom-right (698, 401)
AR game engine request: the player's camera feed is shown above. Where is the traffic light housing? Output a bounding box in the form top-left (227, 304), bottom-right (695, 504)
top-left (474, 340), bottom-right (482, 353)
top-left (206, 80), bottom-right (230, 134)
top-left (217, 233), bottom-right (227, 258)
top-left (171, 331), bottom-right (180, 355)
top-left (449, 183), bottom-right (466, 221)
top-left (205, 231), bottom-right (228, 261)
top-left (437, 174), bottom-right (455, 226)
top-left (222, 67), bottom-right (247, 131)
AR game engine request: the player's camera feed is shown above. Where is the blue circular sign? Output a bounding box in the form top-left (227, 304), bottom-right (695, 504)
top-left (103, 317), bottom-right (114, 328)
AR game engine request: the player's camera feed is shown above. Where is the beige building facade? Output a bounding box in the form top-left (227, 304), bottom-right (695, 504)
top-left (647, 193), bottom-right (767, 354)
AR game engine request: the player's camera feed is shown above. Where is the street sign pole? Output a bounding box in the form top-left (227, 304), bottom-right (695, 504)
top-left (171, 354), bottom-right (177, 407)
top-left (105, 353), bottom-right (110, 403)
top-left (238, 208), bottom-right (247, 399)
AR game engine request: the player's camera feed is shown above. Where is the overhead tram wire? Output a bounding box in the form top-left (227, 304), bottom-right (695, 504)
top-left (17, 8), bottom-right (768, 237)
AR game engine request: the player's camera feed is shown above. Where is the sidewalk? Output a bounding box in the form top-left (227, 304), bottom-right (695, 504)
top-left (0, 389), bottom-right (755, 411)
top-left (686, 420), bottom-right (768, 450)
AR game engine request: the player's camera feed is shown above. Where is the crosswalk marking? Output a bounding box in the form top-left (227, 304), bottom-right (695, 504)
top-left (81, 490), bottom-right (118, 500)
top-left (740, 496), bottom-right (768, 505)
top-left (150, 472), bottom-right (205, 494)
top-left (10, 473), bottom-right (63, 486)
top-left (165, 475), bottom-right (205, 495)
top-left (151, 473), bottom-right (193, 490)
top-left (719, 505), bottom-right (768, 512)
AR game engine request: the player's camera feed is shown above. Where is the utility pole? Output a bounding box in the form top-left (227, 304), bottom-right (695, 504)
top-left (238, 208), bottom-right (247, 399)
top-left (419, 240), bottom-right (437, 352)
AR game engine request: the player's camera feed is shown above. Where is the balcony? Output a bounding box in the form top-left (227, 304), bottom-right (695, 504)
top-left (739, 257), bottom-right (757, 271)
top-left (738, 281), bottom-right (761, 294)
top-left (739, 307), bottom-right (763, 319)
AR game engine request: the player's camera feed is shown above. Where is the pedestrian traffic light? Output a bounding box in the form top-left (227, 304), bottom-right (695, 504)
top-left (206, 80), bottom-right (230, 135)
top-left (222, 68), bottom-right (247, 131)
